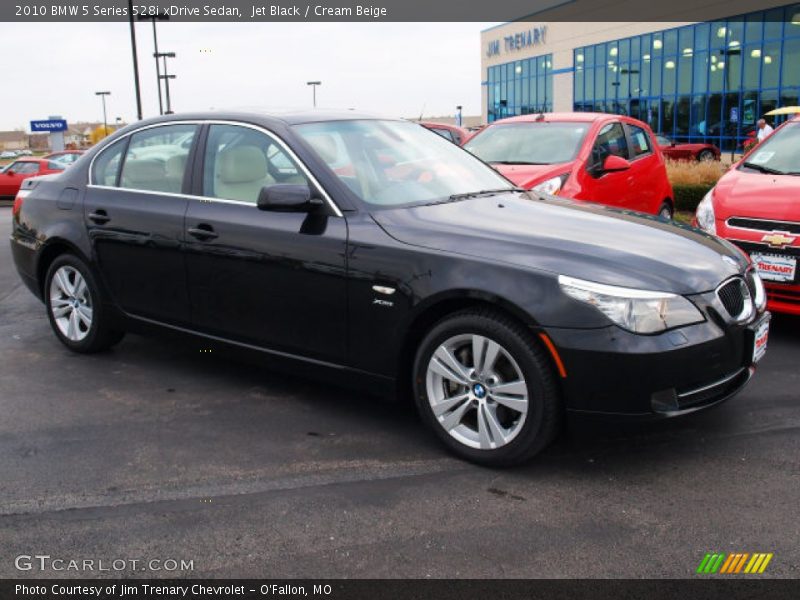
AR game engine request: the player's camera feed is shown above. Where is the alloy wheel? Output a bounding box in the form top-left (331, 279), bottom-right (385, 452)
top-left (49, 265), bottom-right (93, 342)
top-left (425, 333), bottom-right (529, 450)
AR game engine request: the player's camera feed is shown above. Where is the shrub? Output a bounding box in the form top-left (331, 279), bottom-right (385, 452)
top-left (664, 158), bottom-right (726, 187)
top-left (673, 184), bottom-right (711, 213)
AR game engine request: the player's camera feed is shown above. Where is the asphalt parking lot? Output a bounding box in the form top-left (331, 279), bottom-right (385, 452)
top-left (0, 204), bottom-right (798, 579)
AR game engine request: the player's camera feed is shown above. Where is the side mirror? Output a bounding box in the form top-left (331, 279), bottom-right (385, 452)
top-left (601, 155), bottom-right (632, 173)
top-left (256, 184), bottom-right (324, 212)
top-left (670, 141), bottom-right (676, 147)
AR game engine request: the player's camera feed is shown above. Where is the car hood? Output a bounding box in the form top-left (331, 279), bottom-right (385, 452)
top-left (371, 193), bottom-right (747, 295)
top-left (713, 167), bottom-right (800, 221)
top-left (491, 163), bottom-right (573, 189)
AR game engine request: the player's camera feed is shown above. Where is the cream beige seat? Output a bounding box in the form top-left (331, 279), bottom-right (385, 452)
top-left (214, 145), bottom-right (273, 203)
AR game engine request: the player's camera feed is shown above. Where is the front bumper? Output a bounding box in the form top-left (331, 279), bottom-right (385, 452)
top-left (544, 310), bottom-right (767, 417)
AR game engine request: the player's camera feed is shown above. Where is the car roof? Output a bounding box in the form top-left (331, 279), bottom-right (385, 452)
top-left (494, 112), bottom-right (615, 124)
top-left (123, 108), bottom-right (395, 129)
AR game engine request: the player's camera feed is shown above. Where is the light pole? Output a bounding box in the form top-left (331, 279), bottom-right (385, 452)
top-left (456, 105), bottom-right (463, 127)
top-left (156, 52), bottom-right (176, 114)
top-left (307, 81), bottom-right (321, 108)
top-left (138, 13), bottom-right (169, 115)
top-left (95, 91), bottom-right (111, 136)
top-left (127, 0), bottom-right (142, 120)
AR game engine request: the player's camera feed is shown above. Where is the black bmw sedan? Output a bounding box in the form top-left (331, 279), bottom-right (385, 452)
top-left (10, 111), bottom-right (770, 466)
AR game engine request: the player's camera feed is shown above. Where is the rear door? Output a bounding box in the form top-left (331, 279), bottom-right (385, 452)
top-left (622, 122), bottom-right (658, 213)
top-left (84, 123), bottom-right (199, 325)
top-left (183, 122), bottom-right (348, 363)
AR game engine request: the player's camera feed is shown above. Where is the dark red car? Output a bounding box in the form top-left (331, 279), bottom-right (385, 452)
top-left (0, 158), bottom-right (64, 198)
top-left (419, 121), bottom-right (472, 145)
top-left (694, 116), bottom-right (800, 315)
top-left (656, 135), bottom-right (720, 162)
top-left (464, 112), bottom-right (674, 218)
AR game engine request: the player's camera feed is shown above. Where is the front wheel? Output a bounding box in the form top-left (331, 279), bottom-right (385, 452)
top-left (44, 254), bottom-right (125, 353)
top-left (413, 310), bottom-right (561, 466)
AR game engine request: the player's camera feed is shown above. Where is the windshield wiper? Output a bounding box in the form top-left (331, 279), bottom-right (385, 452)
top-left (742, 162), bottom-right (787, 175)
top-left (446, 188), bottom-right (526, 202)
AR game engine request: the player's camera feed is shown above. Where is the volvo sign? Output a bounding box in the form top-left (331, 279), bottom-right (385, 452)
top-left (30, 119), bottom-right (68, 132)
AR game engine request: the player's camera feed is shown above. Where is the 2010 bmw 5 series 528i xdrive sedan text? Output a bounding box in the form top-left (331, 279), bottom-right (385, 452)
top-left (10, 111), bottom-right (771, 466)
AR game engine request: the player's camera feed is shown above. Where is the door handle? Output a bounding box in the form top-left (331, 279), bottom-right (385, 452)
top-left (88, 209), bottom-right (110, 224)
top-left (187, 225), bottom-right (218, 240)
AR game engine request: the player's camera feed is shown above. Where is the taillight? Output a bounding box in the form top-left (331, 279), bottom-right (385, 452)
top-left (12, 190), bottom-right (28, 219)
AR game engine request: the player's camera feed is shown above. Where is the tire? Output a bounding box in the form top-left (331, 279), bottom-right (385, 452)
top-left (44, 254), bottom-right (125, 353)
top-left (658, 202), bottom-right (674, 220)
top-left (412, 309), bottom-right (561, 466)
top-left (697, 150), bottom-right (715, 162)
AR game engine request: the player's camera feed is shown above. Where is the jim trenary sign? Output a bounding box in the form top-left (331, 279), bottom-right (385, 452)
top-left (486, 25), bottom-right (548, 57)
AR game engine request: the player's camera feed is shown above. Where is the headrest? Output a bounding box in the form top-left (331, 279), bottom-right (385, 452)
top-left (165, 153), bottom-right (187, 179)
top-left (217, 146), bottom-right (267, 184)
top-left (307, 134), bottom-right (339, 164)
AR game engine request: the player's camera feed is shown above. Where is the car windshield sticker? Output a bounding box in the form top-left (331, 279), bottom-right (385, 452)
top-left (750, 151), bottom-right (775, 164)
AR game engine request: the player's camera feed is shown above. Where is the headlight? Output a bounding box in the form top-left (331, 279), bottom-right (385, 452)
top-left (695, 189), bottom-right (716, 234)
top-left (558, 275), bottom-right (705, 334)
top-left (532, 174), bottom-right (568, 196)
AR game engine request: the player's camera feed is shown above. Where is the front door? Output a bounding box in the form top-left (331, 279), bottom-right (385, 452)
top-left (84, 123), bottom-right (199, 325)
top-left (579, 121), bottom-right (633, 209)
top-left (183, 123), bottom-right (348, 363)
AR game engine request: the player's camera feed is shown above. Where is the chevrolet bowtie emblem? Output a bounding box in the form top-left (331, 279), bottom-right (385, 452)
top-left (761, 232), bottom-right (796, 248)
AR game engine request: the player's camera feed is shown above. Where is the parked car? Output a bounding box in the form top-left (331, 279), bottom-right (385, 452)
top-left (1, 150), bottom-right (18, 159)
top-left (0, 158), bottom-right (64, 198)
top-left (463, 112), bottom-right (675, 218)
top-left (19, 149), bottom-right (33, 156)
top-left (44, 150), bottom-right (85, 167)
top-left (694, 116), bottom-right (800, 315)
top-left (656, 135), bottom-right (720, 162)
top-left (419, 121), bottom-right (472, 145)
top-left (11, 111), bottom-right (769, 465)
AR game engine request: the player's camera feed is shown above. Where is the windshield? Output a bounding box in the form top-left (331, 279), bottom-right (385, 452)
top-left (293, 120), bottom-right (514, 207)
top-left (463, 122), bottom-right (591, 165)
top-left (741, 122), bottom-right (800, 175)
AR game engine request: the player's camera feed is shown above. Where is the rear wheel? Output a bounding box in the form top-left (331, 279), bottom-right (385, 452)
top-left (697, 149), bottom-right (715, 162)
top-left (45, 254), bottom-right (125, 353)
top-left (413, 310), bottom-right (561, 466)
top-left (658, 201), bottom-right (674, 220)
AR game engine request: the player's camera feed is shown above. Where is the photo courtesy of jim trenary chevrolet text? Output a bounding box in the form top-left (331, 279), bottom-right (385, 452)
top-left (0, 0), bottom-right (799, 599)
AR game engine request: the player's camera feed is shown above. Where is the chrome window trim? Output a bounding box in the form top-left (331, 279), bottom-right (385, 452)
top-left (725, 216), bottom-right (800, 233)
top-left (86, 119), bottom-right (344, 218)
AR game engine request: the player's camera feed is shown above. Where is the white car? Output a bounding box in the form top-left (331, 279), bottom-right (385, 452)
top-left (1, 150), bottom-right (18, 159)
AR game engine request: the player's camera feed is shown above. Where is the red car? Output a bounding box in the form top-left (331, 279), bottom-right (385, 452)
top-left (464, 112), bottom-right (674, 217)
top-left (0, 158), bottom-right (64, 198)
top-left (656, 135), bottom-right (720, 162)
top-left (694, 117), bottom-right (800, 315)
top-left (419, 121), bottom-right (472, 145)
top-left (43, 150), bottom-right (85, 166)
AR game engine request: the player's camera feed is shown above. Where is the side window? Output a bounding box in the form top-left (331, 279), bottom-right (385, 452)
top-left (656, 135), bottom-right (671, 146)
top-left (119, 124), bottom-right (197, 193)
top-left (432, 128), bottom-right (455, 143)
top-left (91, 139), bottom-right (127, 186)
top-left (628, 124), bottom-right (652, 158)
top-left (203, 124), bottom-right (309, 205)
top-left (592, 122), bottom-right (629, 165)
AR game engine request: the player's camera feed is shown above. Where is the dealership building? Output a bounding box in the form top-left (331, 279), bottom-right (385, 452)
top-left (481, 1), bottom-right (800, 150)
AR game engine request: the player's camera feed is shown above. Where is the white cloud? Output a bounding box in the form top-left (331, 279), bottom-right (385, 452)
top-left (0, 21), bottom-right (491, 130)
